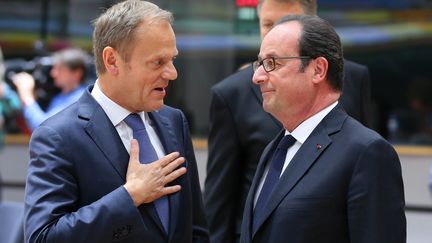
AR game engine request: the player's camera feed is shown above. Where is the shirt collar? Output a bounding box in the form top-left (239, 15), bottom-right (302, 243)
top-left (285, 101), bottom-right (338, 144)
top-left (91, 80), bottom-right (150, 126)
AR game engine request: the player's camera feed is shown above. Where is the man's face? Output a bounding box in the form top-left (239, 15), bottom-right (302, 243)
top-left (253, 21), bottom-right (315, 119)
top-left (50, 63), bottom-right (81, 89)
top-left (259, 0), bottom-right (305, 39)
top-left (113, 21), bottom-right (178, 112)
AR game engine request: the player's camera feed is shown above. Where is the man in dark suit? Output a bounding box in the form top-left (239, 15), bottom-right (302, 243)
top-left (204, 1), bottom-right (371, 242)
top-left (240, 14), bottom-right (405, 243)
top-left (24, 1), bottom-right (209, 242)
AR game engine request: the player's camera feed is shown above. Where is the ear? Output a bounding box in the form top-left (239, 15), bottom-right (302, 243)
top-left (311, 57), bottom-right (328, 84)
top-left (102, 46), bottom-right (120, 76)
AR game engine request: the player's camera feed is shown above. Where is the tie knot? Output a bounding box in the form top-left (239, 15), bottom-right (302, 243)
top-left (124, 113), bottom-right (146, 131)
top-left (277, 135), bottom-right (296, 151)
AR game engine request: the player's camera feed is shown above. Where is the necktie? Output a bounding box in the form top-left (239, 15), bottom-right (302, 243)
top-left (253, 134), bottom-right (296, 233)
top-left (124, 113), bottom-right (169, 233)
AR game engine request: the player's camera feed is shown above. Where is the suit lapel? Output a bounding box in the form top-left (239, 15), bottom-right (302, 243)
top-left (78, 87), bottom-right (129, 181)
top-left (148, 111), bottom-right (182, 239)
top-left (79, 87), bottom-right (178, 237)
top-left (252, 106), bottom-right (347, 237)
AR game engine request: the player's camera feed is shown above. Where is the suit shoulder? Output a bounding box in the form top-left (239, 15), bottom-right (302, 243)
top-left (343, 116), bottom-right (388, 146)
top-left (211, 65), bottom-right (254, 95)
top-left (158, 105), bottom-right (185, 121)
top-left (38, 102), bottom-right (80, 130)
top-left (344, 59), bottom-right (369, 73)
top-left (158, 105), bottom-right (182, 115)
top-left (30, 103), bottom-right (81, 146)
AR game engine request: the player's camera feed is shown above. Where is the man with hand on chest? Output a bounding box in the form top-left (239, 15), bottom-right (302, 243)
top-left (23, 1), bottom-right (209, 242)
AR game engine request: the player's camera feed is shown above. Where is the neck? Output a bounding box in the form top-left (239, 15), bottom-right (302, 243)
top-left (61, 82), bottom-right (81, 94)
top-left (278, 92), bottom-right (340, 132)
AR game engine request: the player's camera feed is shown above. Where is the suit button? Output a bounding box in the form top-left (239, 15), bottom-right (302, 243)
top-left (121, 227), bottom-right (128, 236)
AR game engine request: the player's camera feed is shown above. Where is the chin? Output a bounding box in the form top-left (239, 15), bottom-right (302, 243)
top-left (147, 101), bottom-right (164, 112)
top-left (262, 100), bottom-right (272, 112)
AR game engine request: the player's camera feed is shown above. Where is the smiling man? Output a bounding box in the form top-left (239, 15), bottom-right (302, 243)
top-left (204, 1), bottom-right (372, 242)
top-left (240, 15), bottom-right (405, 243)
top-left (23, 1), bottom-right (209, 242)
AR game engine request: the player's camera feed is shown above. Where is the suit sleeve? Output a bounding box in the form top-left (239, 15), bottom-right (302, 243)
top-left (180, 111), bottom-right (210, 243)
top-left (347, 139), bottom-right (406, 243)
top-left (24, 126), bottom-right (144, 243)
top-left (204, 88), bottom-right (241, 243)
top-left (359, 66), bottom-right (372, 128)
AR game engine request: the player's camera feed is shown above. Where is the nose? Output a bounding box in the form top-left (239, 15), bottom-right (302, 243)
top-left (252, 65), bottom-right (267, 85)
top-left (162, 61), bottom-right (178, 81)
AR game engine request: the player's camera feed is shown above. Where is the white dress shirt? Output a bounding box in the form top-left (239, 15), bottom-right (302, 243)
top-left (254, 101), bottom-right (338, 206)
top-left (91, 81), bottom-right (165, 159)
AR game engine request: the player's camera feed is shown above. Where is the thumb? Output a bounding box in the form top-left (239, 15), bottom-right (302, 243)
top-left (129, 139), bottom-right (140, 163)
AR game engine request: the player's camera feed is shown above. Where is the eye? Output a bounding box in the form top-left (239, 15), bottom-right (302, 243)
top-left (264, 58), bottom-right (275, 69)
top-left (153, 60), bottom-right (163, 66)
top-left (260, 21), bottom-right (273, 30)
top-left (264, 23), bottom-right (273, 29)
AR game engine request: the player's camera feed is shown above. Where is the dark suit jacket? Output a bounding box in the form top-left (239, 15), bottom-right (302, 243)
top-left (241, 106), bottom-right (406, 243)
top-left (204, 61), bottom-right (371, 243)
top-left (24, 86), bottom-right (209, 243)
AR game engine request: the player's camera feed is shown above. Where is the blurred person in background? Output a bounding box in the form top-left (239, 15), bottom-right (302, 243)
top-left (13, 47), bottom-right (89, 131)
top-left (204, 1), bottom-right (372, 242)
top-left (0, 46), bottom-right (21, 150)
top-left (0, 46), bottom-right (21, 202)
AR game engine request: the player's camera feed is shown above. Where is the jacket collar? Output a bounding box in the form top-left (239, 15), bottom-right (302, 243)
top-left (248, 105), bottom-right (348, 237)
top-left (77, 85), bottom-right (182, 237)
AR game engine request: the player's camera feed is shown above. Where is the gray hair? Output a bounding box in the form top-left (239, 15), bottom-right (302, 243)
top-left (257, 0), bottom-right (317, 16)
top-left (92, 0), bottom-right (173, 75)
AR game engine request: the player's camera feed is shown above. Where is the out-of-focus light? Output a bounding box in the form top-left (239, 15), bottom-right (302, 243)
top-left (237, 7), bottom-right (256, 20)
top-left (236, 0), bottom-right (258, 8)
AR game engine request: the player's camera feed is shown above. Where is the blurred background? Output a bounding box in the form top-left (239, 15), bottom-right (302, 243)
top-left (0, 0), bottom-right (432, 242)
top-left (1, 0), bottom-right (432, 139)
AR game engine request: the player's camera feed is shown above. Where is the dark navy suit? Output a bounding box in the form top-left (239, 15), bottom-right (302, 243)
top-left (205, 60), bottom-right (371, 243)
top-left (24, 86), bottom-right (209, 243)
top-left (240, 106), bottom-right (406, 243)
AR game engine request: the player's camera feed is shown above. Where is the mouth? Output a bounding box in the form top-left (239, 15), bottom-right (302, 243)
top-left (261, 89), bottom-right (274, 94)
top-left (152, 86), bottom-right (167, 97)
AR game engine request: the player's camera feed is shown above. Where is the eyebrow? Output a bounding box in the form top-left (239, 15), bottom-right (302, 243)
top-left (152, 51), bottom-right (178, 60)
top-left (257, 51), bottom-right (278, 59)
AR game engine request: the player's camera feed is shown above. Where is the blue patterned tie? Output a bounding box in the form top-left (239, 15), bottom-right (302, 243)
top-left (253, 135), bottom-right (296, 233)
top-left (124, 113), bottom-right (169, 233)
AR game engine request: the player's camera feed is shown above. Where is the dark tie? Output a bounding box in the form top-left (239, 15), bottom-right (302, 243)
top-left (253, 134), bottom-right (296, 233)
top-left (124, 113), bottom-right (169, 233)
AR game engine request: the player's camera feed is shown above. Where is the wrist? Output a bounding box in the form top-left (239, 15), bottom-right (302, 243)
top-left (22, 97), bottom-right (36, 107)
top-left (123, 184), bottom-right (141, 207)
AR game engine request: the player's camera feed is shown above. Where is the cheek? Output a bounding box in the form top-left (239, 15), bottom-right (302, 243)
top-left (138, 79), bottom-right (157, 97)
